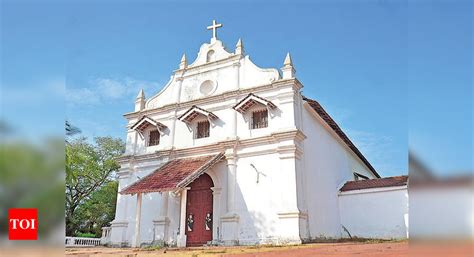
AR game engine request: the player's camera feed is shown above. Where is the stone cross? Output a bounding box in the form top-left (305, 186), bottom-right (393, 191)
top-left (207, 19), bottom-right (223, 40)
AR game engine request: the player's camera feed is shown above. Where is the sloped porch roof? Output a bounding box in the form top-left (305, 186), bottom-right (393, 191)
top-left (120, 153), bottom-right (224, 194)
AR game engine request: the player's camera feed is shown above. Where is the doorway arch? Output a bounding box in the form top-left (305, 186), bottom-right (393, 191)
top-left (185, 173), bottom-right (214, 246)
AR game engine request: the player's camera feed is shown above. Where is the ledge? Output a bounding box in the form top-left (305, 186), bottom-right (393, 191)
top-left (110, 220), bottom-right (129, 227)
top-left (117, 129), bottom-right (306, 164)
top-left (152, 217), bottom-right (170, 226)
top-left (123, 78), bottom-right (301, 119)
top-left (221, 213), bottom-right (240, 222)
top-left (277, 211), bottom-right (308, 220)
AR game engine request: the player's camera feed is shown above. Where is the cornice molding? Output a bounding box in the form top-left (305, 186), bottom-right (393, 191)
top-left (123, 78), bottom-right (301, 120)
top-left (174, 54), bottom-right (241, 74)
top-left (116, 129), bottom-right (306, 165)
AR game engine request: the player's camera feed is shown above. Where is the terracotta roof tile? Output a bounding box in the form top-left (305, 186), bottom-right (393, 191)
top-left (120, 153), bottom-right (224, 194)
top-left (340, 176), bottom-right (408, 192)
top-left (303, 96), bottom-right (380, 178)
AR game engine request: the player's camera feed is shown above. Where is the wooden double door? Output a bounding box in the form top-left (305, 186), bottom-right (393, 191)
top-left (185, 173), bottom-right (214, 247)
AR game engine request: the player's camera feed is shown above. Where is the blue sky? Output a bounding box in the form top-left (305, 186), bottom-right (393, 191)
top-left (1, 0), bottom-right (472, 177)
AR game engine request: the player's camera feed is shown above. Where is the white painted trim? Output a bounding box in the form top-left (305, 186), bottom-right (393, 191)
top-left (117, 129), bottom-right (306, 165)
top-left (338, 185), bottom-right (407, 196)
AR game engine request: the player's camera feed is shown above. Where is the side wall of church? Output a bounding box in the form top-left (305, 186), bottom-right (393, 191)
top-left (300, 103), bottom-right (376, 239)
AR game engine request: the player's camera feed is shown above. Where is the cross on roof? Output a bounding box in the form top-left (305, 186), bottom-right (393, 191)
top-left (207, 19), bottom-right (223, 40)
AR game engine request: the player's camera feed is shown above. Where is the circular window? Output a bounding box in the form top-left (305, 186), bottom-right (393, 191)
top-left (199, 80), bottom-right (216, 96)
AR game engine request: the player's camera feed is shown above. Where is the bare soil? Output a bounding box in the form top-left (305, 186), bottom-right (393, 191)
top-left (65, 241), bottom-right (409, 257)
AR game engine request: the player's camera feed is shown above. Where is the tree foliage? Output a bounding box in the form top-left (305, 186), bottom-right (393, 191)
top-left (0, 138), bottom-right (64, 237)
top-left (65, 136), bottom-right (124, 236)
top-left (75, 181), bottom-right (118, 237)
top-left (65, 120), bottom-right (81, 137)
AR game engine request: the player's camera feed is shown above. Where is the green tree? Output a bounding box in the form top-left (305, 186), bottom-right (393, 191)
top-left (65, 120), bottom-right (81, 138)
top-left (0, 138), bottom-right (64, 237)
top-left (75, 181), bottom-right (118, 237)
top-left (65, 120), bottom-right (81, 182)
top-left (65, 136), bottom-right (124, 236)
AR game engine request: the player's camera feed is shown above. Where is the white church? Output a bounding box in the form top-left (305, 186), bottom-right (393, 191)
top-left (104, 20), bottom-right (408, 248)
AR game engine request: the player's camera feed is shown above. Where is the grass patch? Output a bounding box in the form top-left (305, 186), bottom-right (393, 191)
top-left (142, 245), bottom-right (162, 251)
top-left (202, 249), bottom-right (227, 254)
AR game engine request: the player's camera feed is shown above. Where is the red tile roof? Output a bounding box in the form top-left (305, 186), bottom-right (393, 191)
top-left (302, 96), bottom-right (380, 178)
top-left (340, 176), bottom-right (408, 192)
top-left (120, 153), bottom-right (224, 194)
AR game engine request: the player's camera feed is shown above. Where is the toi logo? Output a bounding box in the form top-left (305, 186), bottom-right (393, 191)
top-left (8, 208), bottom-right (38, 240)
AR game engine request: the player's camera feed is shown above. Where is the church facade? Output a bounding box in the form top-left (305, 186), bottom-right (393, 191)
top-left (106, 21), bottom-right (407, 248)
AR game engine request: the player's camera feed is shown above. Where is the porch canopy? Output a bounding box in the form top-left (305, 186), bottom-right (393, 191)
top-left (233, 93), bottom-right (276, 113)
top-left (120, 153), bottom-right (224, 194)
top-left (130, 115), bottom-right (167, 136)
top-left (178, 105), bottom-right (218, 123)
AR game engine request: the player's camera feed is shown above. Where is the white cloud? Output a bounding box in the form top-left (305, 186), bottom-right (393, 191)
top-left (96, 78), bottom-right (127, 99)
top-left (66, 76), bottom-right (160, 106)
top-left (66, 87), bottom-right (100, 105)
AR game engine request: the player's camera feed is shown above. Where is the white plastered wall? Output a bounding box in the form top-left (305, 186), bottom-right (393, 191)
top-left (300, 102), bottom-right (377, 239)
top-left (338, 186), bottom-right (408, 239)
top-left (233, 153), bottom-right (282, 244)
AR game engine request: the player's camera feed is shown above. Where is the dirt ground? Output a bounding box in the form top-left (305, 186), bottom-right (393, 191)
top-left (65, 241), bottom-right (408, 257)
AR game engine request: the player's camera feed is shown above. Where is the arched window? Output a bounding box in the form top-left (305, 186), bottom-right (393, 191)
top-left (206, 50), bottom-right (215, 63)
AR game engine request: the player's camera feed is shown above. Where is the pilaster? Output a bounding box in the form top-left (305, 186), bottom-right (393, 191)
top-left (274, 130), bottom-right (306, 243)
top-left (177, 188), bottom-right (190, 247)
top-left (153, 192), bottom-right (170, 245)
top-left (132, 193), bottom-right (142, 247)
top-left (221, 151), bottom-right (239, 245)
top-left (211, 187), bottom-right (222, 243)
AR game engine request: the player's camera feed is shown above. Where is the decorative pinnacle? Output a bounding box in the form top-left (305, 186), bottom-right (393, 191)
top-left (236, 38), bottom-right (242, 47)
top-left (284, 52), bottom-right (293, 67)
top-left (179, 53), bottom-right (187, 69)
top-left (281, 52), bottom-right (296, 79)
top-left (235, 38), bottom-right (244, 55)
top-left (136, 89), bottom-right (145, 99)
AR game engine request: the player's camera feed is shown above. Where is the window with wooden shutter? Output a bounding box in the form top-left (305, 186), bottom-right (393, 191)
top-left (196, 120), bottom-right (210, 139)
top-left (251, 109), bottom-right (268, 129)
top-left (148, 130), bottom-right (160, 146)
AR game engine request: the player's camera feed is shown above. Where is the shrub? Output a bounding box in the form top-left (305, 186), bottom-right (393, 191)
top-left (75, 232), bottom-right (97, 238)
